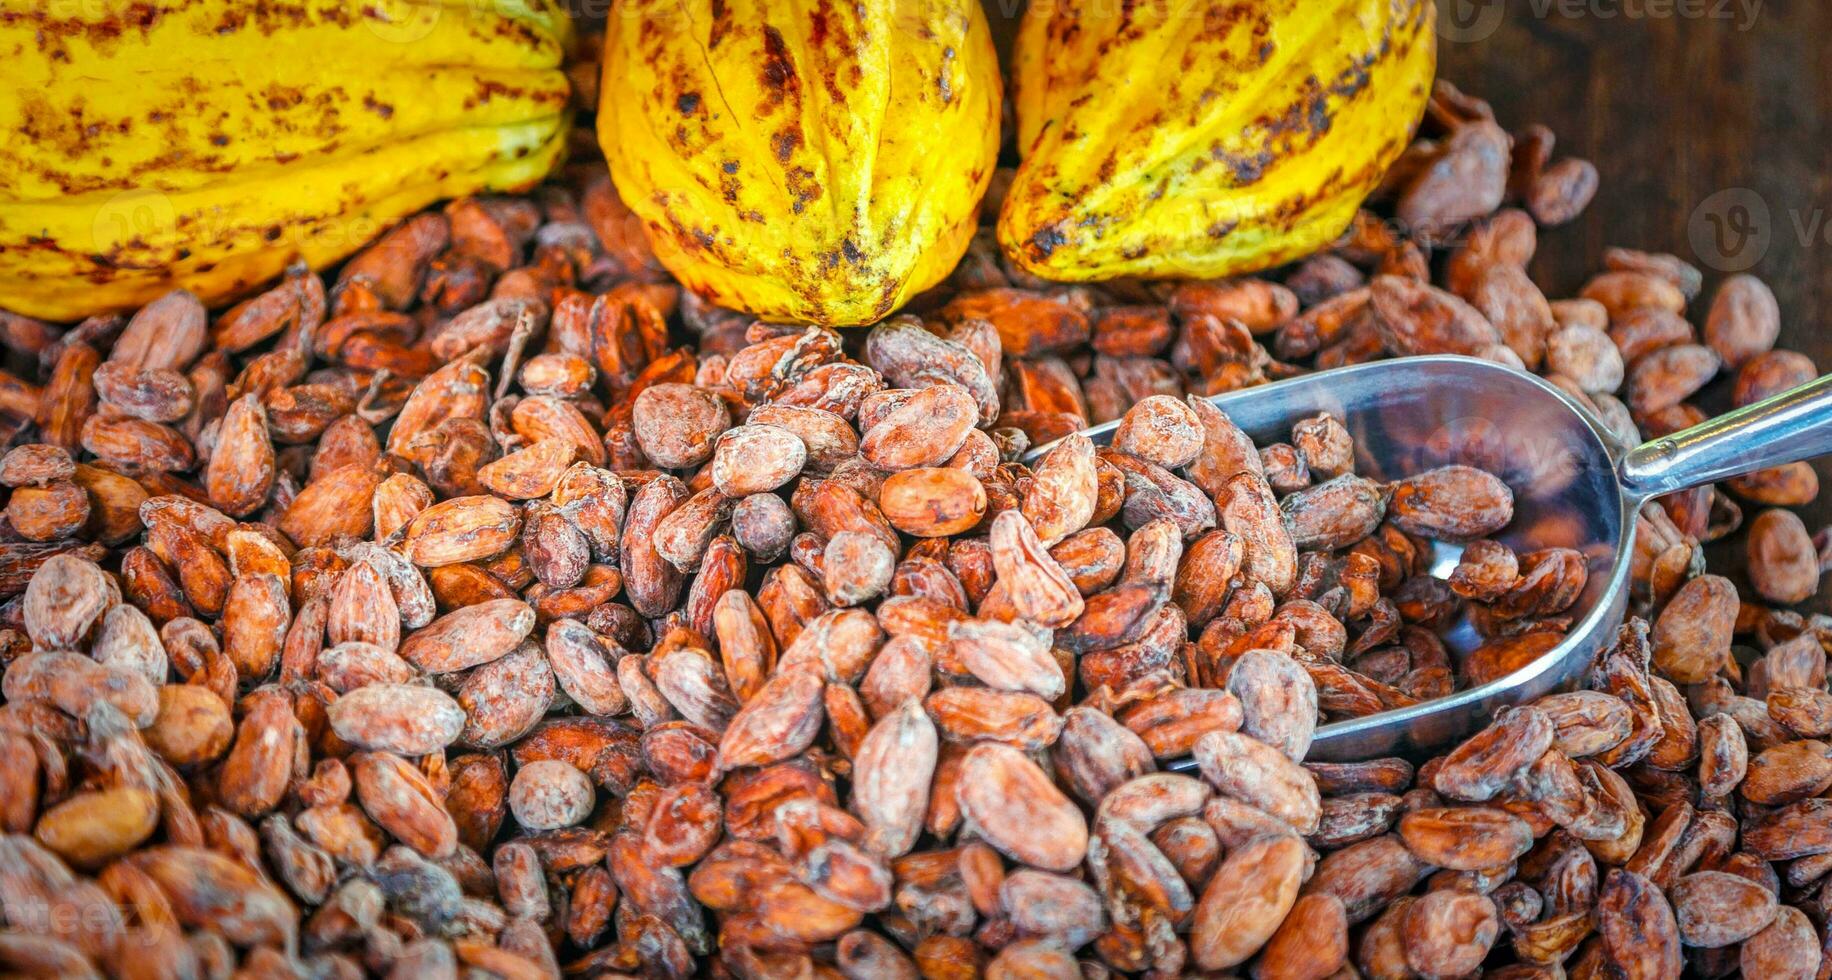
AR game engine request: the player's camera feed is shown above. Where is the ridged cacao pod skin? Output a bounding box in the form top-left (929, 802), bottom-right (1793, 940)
top-left (999, 0), bottom-right (1436, 281)
top-left (0, 0), bottom-right (573, 321)
top-left (601, 0), bottom-right (1001, 326)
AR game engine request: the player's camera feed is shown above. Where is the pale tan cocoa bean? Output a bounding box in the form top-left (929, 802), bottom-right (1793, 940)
top-left (1189, 833), bottom-right (1306, 970)
top-left (956, 743), bottom-right (1087, 872)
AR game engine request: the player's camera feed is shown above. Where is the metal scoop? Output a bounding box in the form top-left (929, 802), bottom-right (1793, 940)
top-left (1025, 354), bottom-right (1832, 762)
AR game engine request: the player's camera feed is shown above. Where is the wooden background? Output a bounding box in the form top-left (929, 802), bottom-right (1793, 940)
top-left (985, 0), bottom-right (1832, 608)
top-left (1433, 0), bottom-right (1832, 609)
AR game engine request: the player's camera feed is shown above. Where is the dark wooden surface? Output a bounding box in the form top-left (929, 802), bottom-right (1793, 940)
top-left (1433, 0), bottom-right (1832, 607)
top-left (1436, 0), bottom-right (1827, 315)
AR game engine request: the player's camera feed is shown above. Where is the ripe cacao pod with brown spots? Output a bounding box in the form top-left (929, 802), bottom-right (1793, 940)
top-left (0, 0), bottom-right (574, 320)
top-left (600, 0), bottom-right (1001, 326)
top-left (999, 0), bottom-right (1436, 281)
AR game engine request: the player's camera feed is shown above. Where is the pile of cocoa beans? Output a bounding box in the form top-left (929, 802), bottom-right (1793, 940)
top-left (0, 79), bottom-right (1824, 979)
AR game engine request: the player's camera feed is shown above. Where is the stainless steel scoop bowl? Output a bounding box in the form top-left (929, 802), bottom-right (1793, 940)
top-left (1024, 354), bottom-right (1832, 763)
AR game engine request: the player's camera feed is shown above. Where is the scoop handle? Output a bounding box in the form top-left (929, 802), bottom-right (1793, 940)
top-left (1618, 372), bottom-right (1832, 502)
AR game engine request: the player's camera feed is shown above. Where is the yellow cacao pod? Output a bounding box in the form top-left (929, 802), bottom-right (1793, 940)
top-left (999, 0), bottom-right (1435, 281)
top-left (600, 0), bottom-right (1001, 326)
top-left (0, 0), bottom-right (573, 321)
